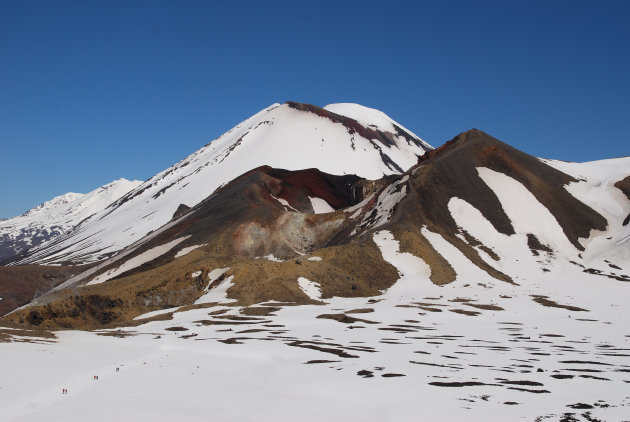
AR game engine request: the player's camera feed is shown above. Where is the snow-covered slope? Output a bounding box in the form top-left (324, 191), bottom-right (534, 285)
top-left (0, 179), bottom-right (141, 263)
top-left (16, 102), bottom-right (432, 265)
top-left (540, 157), bottom-right (630, 265)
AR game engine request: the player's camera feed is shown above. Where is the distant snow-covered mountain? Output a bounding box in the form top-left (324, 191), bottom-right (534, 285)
top-left (0, 179), bottom-right (141, 263)
top-left (13, 102), bottom-right (432, 265)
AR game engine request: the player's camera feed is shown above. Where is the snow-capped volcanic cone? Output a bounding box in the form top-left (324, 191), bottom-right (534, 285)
top-left (13, 102), bottom-right (432, 265)
top-left (0, 179), bottom-right (141, 263)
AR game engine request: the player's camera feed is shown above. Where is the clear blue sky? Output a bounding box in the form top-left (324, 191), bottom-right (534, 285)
top-left (1, 0), bottom-right (628, 218)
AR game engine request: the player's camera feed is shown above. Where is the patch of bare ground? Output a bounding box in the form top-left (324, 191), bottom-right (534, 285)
top-left (567, 403), bottom-right (595, 410)
top-left (345, 308), bottom-right (374, 314)
top-left (410, 361), bottom-right (463, 370)
top-left (379, 327), bottom-right (417, 334)
top-left (129, 311), bottom-right (174, 324)
top-left (429, 381), bottom-right (493, 387)
top-left (213, 315), bottom-right (267, 321)
top-left (449, 309), bottom-right (481, 316)
top-left (413, 301), bottom-right (448, 307)
top-left (459, 229), bottom-right (500, 261)
top-left (419, 306), bottom-right (443, 313)
top-left (497, 379), bottom-right (544, 386)
top-left (531, 295), bottom-right (588, 312)
top-left (287, 341), bottom-right (359, 358)
top-left (193, 319), bottom-right (269, 326)
top-left (164, 326), bottom-right (188, 331)
top-left (466, 303), bottom-right (504, 311)
top-left (316, 313), bottom-right (379, 324)
top-left (582, 267), bottom-right (630, 282)
top-left (207, 309), bottom-right (229, 315)
top-left (0, 326), bottom-right (57, 343)
top-left (180, 333), bottom-right (198, 339)
top-left (450, 297), bottom-right (473, 303)
top-left (357, 369), bottom-right (374, 378)
top-left (240, 306), bottom-right (281, 316)
top-left (219, 337), bottom-right (253, 344)
top-left (236, 328), bottom-right (269, 334)
top-left (579, 375), bottom-right (610, 381)
top-left (506, 387), bottom-right (550, 394)
top-left (527, 233), bottom-right (553, 256)
top-left (95, 330), bottom-right (138, 338)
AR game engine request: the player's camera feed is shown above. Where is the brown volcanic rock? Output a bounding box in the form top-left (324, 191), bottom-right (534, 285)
top-left (171, 204), bottom-right (191, 220)
top-left (615, 175), bottom-right (630, 200)
top-left (179, 164), bottom-right (362, 256)
top-left (260, 167), bottom-right (362, 212)
top-left (0, 265), bottom-right (91, 316)
top-left (84, 166), bottom-right (363, 284)
top-left (614, 176), bottom-right (630, 226)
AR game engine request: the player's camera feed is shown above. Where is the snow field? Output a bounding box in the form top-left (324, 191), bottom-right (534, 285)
top-left (543, 157), bottom-right (630, 269)
top-left (308, 196), bottom-right (335, 214)
top-left (476, 167), bottom-right (577, 258)
top-left (195, 268), bottom-right (234, 304)
top-left (174, 244), bottom-right (206, 259)
top-left (2, 229), bottom-right (629, 421)
top-left (297, 277), bottom-right (322, 300)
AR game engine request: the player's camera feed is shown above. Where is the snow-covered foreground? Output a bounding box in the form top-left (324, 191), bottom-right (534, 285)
top-left (1, 231), bottom-right (629, 422)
